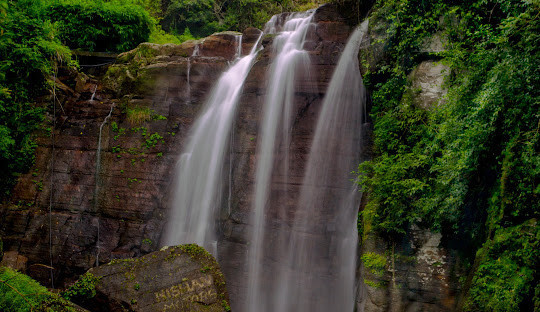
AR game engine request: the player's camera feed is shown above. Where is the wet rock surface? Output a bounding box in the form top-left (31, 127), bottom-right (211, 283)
top-left (81, 244), bottom-right (229, 312)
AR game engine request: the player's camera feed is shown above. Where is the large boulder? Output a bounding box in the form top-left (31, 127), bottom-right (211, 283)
top-left (83, 244), bottom-right (230, 312)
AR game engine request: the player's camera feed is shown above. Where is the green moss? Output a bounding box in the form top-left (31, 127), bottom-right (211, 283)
top-left (363, 278), bottom-right (387, 289)
top-left (0, 267), bottom-right (78, 312)
top-left (361, 252), bottom-right (387, 277)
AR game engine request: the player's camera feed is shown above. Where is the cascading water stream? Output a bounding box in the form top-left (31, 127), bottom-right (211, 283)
top-left (273, 21), bottom-right (369, 312)
top-left (163, 33), bottom-right (263, 254)
top-left (245, 11), bottom-right (315, 312)
top-left (186, 44), bottom-right (200, 99)
top-left (90, 84), bottom-right (97, 101)
top-left (93, 102), bottom-right (115, 266)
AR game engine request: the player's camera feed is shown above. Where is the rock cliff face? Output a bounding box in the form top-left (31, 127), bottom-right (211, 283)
top-left (0, 4), bottom-right (463, 312)
top-left (0, 2), bottom-right (355, 304)
top-left (0, 30), bottom-right (243, 285)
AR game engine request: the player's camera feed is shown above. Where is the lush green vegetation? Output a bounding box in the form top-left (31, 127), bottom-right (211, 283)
top-left (48, 0), bottom-right (154, 52)
top-left (0, 0), bottom-right (72, 198)
top-left (0, 267), bottom-right (79, 311)
top-left (357, 0), bottom-right (539, 310)
top-left (62, 272), bottom-right (100, 306)
top-left (160, 0), bottom-right (324, 38)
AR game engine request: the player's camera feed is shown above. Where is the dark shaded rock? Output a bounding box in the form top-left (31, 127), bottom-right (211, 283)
top-left (83, 244), bottom-right (229, 312)
top-left (358, 228), bottom-right (463, 312)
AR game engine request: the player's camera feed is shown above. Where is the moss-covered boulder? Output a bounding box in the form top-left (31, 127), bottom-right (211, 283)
top-left (0, 267), bottom-right (88, 312)
top-left (80, 244), bottom-right (230, 312)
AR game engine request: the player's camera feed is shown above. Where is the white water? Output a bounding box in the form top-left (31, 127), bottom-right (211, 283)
top-left (273, 21), bottom-right (369, 311)
top-left (163, 33), bottom-right (263, 253)
top-left (245, 11), bottom-right (315, 312)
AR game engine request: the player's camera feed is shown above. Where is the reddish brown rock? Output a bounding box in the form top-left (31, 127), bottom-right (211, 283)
top-left (0, 4), bottom-right (360, 311)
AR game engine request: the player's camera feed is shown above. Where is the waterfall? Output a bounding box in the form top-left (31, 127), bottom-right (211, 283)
top-left (163, 33), bottom-right (263, 253)
top-left (246, 11), bottom-right (315, 312)
top-left (93, 102), bottom-right (115, 266)
top-left (165, 7), bottom-right (368, 312)
top-left (274, 21), bottom-right (369, 312)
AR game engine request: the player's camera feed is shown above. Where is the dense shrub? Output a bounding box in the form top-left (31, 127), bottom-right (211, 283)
top-left (47, 0), bottom-right (153, 52)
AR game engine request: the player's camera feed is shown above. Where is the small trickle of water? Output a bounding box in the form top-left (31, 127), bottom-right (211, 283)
top-left (186, 58), bottom-right (191, 99)
top-left (93, 102), bottom-right (115, 266)
top-left (235, 35), bottom-right (242, 59)
top-left (90, 85), bottom-right (97, 101)
top-left (163, 33), bottom-right (263, 252)
top-left (192, 44), bottom-right (200, 57)
top-left (186, 45), bottom-right (200, 99)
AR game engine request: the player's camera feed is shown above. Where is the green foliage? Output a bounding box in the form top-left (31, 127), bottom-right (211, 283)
top-left (0, 267), bottom-right (77, 312)
top-left (47, 0), bottom-right (153, 52)
top-left (361, 252), bottom-right (387, 277)
top-left (358, 0), bottom-right (539, 309)
top-left (61, 272), bottom-right (100, 302)
top-left (161, 0), bottom-right (323, 38)
top-left (148, 25), bottom-right (182, 44)
top-left (464, 220), bottom-right (539, 311)
top-left (144, 132), bottom-right (164, 149)
top-left (0, 0), bottom-right (72, 198)
top-left (161, 0), bottom-right (225, 38)
top-left (222, 299), bottom-right (231, 311)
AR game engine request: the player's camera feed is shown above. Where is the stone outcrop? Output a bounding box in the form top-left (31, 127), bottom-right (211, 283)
top-left (0, 251), bottom-right (28, 272)
top-left (80, 244), bottom-right (229, 312)
top-left (409, 60), bottom-right (450, 109)
top-left (358, 228), bottom-right (463, 312)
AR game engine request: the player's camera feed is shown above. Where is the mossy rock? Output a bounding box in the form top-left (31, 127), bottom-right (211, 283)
top-left (79, 244), bottom-right (230, 312)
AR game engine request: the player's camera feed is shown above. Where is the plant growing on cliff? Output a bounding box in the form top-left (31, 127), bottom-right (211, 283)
top-left (62, 272), bottom-right (101, 303)
top-left (0, 0), bottom-right (72, 198)
top-left (357, 0), bottom-right (539, 309)
top-left (126, 106), bottom-right (151, 126)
